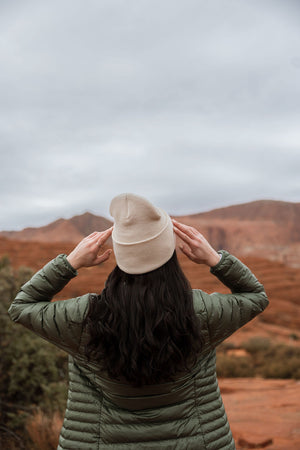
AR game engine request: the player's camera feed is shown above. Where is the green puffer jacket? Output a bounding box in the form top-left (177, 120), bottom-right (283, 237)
top-left (8, 250), bottom-right (268, 450)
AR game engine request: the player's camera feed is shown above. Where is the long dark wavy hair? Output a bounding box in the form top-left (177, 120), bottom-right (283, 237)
top-left (84, 251), bottom-right (204, 386)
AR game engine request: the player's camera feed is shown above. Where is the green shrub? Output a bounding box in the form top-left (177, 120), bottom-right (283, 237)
top-left (0, 257), bottom-right (68, 448)
top-left (259, 345), bottom-right (300, 379)
top-left (242, 337), bottom-right (271, 354)
top-left (216, 336), bottom-right (300, 380)
top-left (216, 354), bottom-right (254, 377)
top-left (289, 333), bottom-right (299, 341)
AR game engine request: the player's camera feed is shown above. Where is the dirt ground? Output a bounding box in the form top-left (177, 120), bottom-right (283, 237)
top-left (219, 378), bottom-right (300, 449)
top-left (1, 238), bottom-right (300, 449)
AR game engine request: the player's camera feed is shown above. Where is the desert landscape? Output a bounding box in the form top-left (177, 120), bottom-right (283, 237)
top-left (1, 199), bottom-right (300, 449)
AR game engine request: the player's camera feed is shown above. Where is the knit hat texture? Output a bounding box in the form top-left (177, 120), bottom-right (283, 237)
top-left (109, 193), bottom-right (175, 274)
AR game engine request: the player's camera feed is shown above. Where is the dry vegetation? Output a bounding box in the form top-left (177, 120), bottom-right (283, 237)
top-left (1, 228), bottom-right (300, 449)
top-left (26, 411), bottom-right (63, 450)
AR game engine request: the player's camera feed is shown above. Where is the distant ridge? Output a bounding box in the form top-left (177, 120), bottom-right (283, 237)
top-left (0, 200), bottom-right (299, 267)
top-left (174, 200), bottom-right (300, 267)
top-left (0, 212), bottom-right (113, 243)
top-left (191, 199), bottom-right (300, 223)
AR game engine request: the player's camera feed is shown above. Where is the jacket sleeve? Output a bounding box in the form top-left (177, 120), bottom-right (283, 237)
top-left (8, 254), bottom-right (90, 355)
top-left (193, 250), bottom-right (269, 349)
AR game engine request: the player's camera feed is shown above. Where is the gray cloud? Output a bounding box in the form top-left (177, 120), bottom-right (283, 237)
top-left (0, 0), bottom-right (299, 230)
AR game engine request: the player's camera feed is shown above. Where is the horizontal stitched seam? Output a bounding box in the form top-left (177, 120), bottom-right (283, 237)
top-left (101, 431), bottom-right (204, 446)
top-left (68, 397), bottom-right (97, 403)
top-left (65, 416), bottom-right (99, 424)
top-left (200, 412), bottom-right (224, 425)
top-left (207, 433), bottom-right (233, 449)
top-left (62, 423), bottom-right (98, 432)
top-left (201, 418), bottom-right (228, 435)
top-left (60, 434), bottom-right (97, 443)
top-left (102, 399), bottom-right (192, 413)
top-left (199, 399), bottom-right (223, 409)
top-left (101, 415), bottom-right (199, 427)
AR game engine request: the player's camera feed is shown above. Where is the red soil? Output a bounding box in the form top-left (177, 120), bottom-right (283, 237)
top-left (220, 378), bottom-right (300, 450)
top-left (1, 236), bottom-right (300, 449)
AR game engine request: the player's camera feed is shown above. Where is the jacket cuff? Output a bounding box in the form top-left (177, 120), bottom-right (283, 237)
top-left (210, 250), bottom-right (229, 273)
top-left (55, 254), bottom-right (78, 277)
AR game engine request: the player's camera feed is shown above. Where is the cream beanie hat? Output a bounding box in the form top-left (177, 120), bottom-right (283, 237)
top-left (109, 193), bottom-right (175, 274)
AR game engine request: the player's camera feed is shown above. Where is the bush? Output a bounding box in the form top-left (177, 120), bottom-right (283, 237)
top-left (216, 354), bottom-right (254, 377)
top-left (242, 337), bottom-right (271, 354)
top-left (216, 336), bottom-right (300, 379)
top-left (26, 410), bottom-right (63, 450)
top-left (0, 257), bottom-right (68, 449)
top-left (289, 333), bottom-right (299, 341)
top-left (258, 345), bottom-right (300, 379)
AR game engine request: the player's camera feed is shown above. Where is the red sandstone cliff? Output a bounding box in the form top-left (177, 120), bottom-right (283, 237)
top-left (1, 200), bottom-right (299, 266)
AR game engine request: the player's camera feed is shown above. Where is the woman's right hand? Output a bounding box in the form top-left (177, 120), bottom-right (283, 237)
top-left (67, 227), bottom-right (113, 270)
top-left (172, 220), bottom-right (221, 267)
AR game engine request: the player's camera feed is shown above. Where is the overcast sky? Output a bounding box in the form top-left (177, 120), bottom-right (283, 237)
top-left (1, 0), bottom-right (299, 230)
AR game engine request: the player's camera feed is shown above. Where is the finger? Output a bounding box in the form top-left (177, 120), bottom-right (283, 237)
top-left (83, 232), bottom-right (100, 243)
top-left (95, 249), bottom-right (112, 265)
top-left (173, 224), bottom-right (195, 245)
top-left (179, 243), bottom-right (195, 260)
top-left (97, 227), bottom-right (113, 245)
top-left (172, 220), bottom-right (198, 239)
top-left (87, 231), bottom-right (99, 238)
top-left (174, 222), bottom-right (198, 238)
top-left (87, 228), bottom-right (113, 246)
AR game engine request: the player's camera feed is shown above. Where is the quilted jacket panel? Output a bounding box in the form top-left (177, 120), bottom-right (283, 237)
top-left (8, 251), bottom-right (268, 449)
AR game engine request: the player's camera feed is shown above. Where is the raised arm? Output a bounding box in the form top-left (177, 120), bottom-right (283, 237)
top-left (8, 228), bottom-right (113, 354)
top-left (173, 220), bottom-right (269, 348)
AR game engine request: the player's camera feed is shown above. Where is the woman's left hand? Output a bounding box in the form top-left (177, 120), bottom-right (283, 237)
top-left (67, 227), bottom-right (113, 270)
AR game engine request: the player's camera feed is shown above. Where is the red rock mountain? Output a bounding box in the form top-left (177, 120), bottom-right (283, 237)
top-left (1, 200), bottom-right (299, 266)
top-left (175, 200), bottom-right (300, 267)
top-left (0, 212), bottom-right (113, 243)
